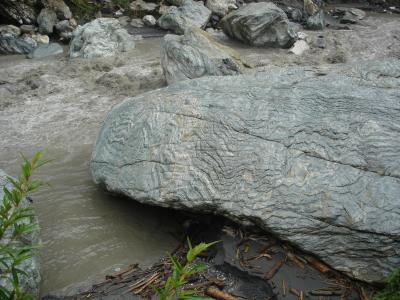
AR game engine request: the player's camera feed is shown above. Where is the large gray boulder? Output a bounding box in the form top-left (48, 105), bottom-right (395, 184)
top-left (69, 18), bottom-right (135, 58)
top-left (161, 27), bottom-right (244, 84)
top-left (91, 59), bottom-right (400, 283)
top-left (157, 0), bottom-right (212, 34)
top-left (221, 2), bottom-right (297, 48)
top-left (0, 170), bottom-right (41, 298)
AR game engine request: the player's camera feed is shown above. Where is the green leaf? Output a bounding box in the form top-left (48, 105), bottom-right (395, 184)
top-left (28, 179), bottom-right (43, 192)
top-left (186, 262), bottom-right (207, 276)
top-left (31, 151), bottom-right (43, 167)
top-left (169, 254), bottom-right (183, 273)
top-left (187, 241), bottom-right (219, 263)
top-left (21, 161), bottom-right (31, 182)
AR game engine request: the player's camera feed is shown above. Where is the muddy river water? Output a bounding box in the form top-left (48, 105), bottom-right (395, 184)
top-left (0, 11), bottom-right (399, 296)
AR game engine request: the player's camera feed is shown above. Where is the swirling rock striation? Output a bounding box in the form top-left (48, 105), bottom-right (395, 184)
top-left (221, 2), bottom-right (298, 48)
top-left (160, 27), bottom-right (244, 84)
top-left (91, 60), bottom-right (400, 283)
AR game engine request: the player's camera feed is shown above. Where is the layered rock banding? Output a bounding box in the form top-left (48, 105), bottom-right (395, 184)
top-left (221, 2), bottom-right (298, 48)
top-left (160, 27), bottom-right (244, 84)
top-left (91, 60), bottom-right (400, 284)
top-left (157, 0), bottom-right (212, 34)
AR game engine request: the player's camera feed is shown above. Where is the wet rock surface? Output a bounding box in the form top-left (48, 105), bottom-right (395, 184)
top-left (157, 0), bottom-right (212, 34)
top-left (221, 2), bottom-right (298, 48)
top-left (91, 59), bottom-right (400, 284)
top-left (160, 27), bottom-right (244, 84)
top-left (69, 18), bottom-right (135, 58)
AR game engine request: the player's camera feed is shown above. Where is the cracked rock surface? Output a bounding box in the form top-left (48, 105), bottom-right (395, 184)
top-left (91, 59), bottom-right (400, 283)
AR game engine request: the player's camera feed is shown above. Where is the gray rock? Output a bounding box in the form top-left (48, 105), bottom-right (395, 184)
top-left (289, 7), bottom-right (303, 22)
top-left (221, 3), bottom-right (298, 48)
top-left (206, 0), bottom-right (237, 17)
top-left (0, 25), bottom-right (21, 37)
top-left (20, 24), bottom-right (37, 34)
top-left (0, 170), bottom-right (41, 298)
top-left (41, 0), bottom-right (72, 20)
top-left (157, 0), bottom-right (212, 34)
top-left (304, 0), bottom-right (323, 17)
top-left (159, 4), bottom-right (175, 15)
top-left (27, 42), bottom-right (64, 58)
top-left (143, 15), bottom-right (157, 27)
top-left (118, 16), bottom-right (131, 27)
top-left (69, 18), bottom-right (135, 58)
top-left (28, 33), bottom-right (50, 44)
top-left (91, 60), bottom-right (400, 284)
top-left (130, 0), bottom-right (158, 15)
top-left (0, 0), bottom-right (38, 25)
top-left (340, 8), bottom-right (366, 24)
top-left (55, 19), bottom-right (77, 41)
top-left (289, 39), bottom-right (309, 55)
top-left (306, 10), bottom-right (325, 30)
top-left (37, 8), bottom-right (58, 34)
top-left (0, 35), bottom-right (37, 54)
top-left (130, 18), bottom-right (145, 28)
top-left (161, 27), bottom-right (244, 84)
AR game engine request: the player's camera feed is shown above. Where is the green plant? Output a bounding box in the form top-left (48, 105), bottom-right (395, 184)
top-left (372, 268), bottom-right (400, 300)
top-left (68, 0), bottom-right (102, 21)
top-left (0, 152), bottom-right (50, 300)
top-left (155, 238), bottom-right (219, 300)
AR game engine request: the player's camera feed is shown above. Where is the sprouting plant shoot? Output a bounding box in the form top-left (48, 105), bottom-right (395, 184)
top-left (0, 152), bottom-right (50, 300)
top-left (155, 238), bottom-right (219, 300)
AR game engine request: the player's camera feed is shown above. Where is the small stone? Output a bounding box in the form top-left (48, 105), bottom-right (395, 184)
top-left (159, 4), bottom-right (175, 15)
top-left (289, 40), bottom-right (309, 55)
top-left (114, 9), bottom-right (125, 17)
top-left (315, 35), bottom-right (326, 49)
top-left (20, 25), bottom-right (37, 34)
top-left (130, 18), bottom-right (144, 28)
top-left (142, 15), bottom-right (157, 27)
top-left (28, 33), bottom-right (50, 44)
top-left (297, 31), bottom-right (308, 40)
top-left (118, 16), bottom-right (131, 27)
